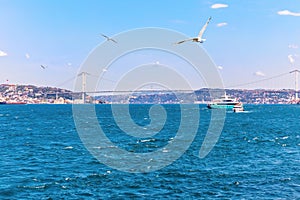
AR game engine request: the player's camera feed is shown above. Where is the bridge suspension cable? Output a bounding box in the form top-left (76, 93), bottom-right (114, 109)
top-left (56, 76), bottom-right (77, 88)
top-left (225, 72), bottom-right (291, 89)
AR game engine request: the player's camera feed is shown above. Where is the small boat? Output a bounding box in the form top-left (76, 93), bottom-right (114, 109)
top-left (5, 101), bottom-right (27, 105)
top-left (207, 93), bottom-right (240, 109)
top-left (233, 103), bottom-right (244, 113)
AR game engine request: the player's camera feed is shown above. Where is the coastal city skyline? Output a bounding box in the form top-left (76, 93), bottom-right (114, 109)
top-left (0, 1), bottom-right (300, 90)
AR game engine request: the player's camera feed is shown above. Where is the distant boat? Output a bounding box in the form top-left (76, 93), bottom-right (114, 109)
top-left (207, 93), bottom-right (240, 109)
top-left (0, 101), bottom-right (6, 104)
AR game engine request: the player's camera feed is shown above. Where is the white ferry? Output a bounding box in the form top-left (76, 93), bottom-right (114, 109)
top-left (207, 93), bottom-right (240, 109)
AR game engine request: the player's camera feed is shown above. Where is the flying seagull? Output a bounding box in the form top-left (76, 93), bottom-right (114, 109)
top-left (40, 65), bottom-right (47, 69)
top-left (175, 17), bottom-right (212, 45)
top-left (100, 34), bottom-right (118, 43)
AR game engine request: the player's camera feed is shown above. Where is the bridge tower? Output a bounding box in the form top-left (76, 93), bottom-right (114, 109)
top-left (78, 72), bottom-right (89, 104)
top-left (290, 70), bottom-right (299, 102)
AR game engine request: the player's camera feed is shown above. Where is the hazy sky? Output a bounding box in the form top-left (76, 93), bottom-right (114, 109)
top-left (0, 0), bottom-right (300, 90)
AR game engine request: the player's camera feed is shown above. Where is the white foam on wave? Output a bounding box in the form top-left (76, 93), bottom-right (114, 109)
top-left (162, 148), bottom-right (169, 153)
top-left (228, 110), bottom-right (252, 114)
top-left (92, 145), bottom-right (115, 149)
top-left (23, 185), bottom-right (46, 189)
top-left (140, 138), bottom-right (156, 143)
top-left (241, 111), bottom-right (252, 113)
top-left (64, 146), bottom-right (73, 150)
top-left (281, 136), bottom-right (289, 140)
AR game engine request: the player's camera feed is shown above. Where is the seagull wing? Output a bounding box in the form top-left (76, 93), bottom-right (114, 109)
top-left (197, 17), bottom-right (212, 39)
top-left (174, 38), bottom-right (194, 45)
top-left (100, 34), bottom-right (109, 40)
top-left (110, 38), bottom-right (118, 43)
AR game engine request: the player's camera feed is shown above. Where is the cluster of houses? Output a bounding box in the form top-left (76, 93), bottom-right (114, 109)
top-left (0, 84), bottom-right (73, 104)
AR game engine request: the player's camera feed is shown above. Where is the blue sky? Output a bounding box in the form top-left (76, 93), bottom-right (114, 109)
top-left (0, 0), bottom-right (300, 90)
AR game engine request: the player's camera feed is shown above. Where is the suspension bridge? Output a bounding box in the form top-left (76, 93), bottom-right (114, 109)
top-left (50, 69), bottom-right (300, 104)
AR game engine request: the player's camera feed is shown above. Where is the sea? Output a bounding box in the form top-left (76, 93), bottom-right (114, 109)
top-left (0, 104), bottom-right (299, 199)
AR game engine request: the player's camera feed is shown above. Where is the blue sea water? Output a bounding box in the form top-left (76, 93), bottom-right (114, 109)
top-left (0, 104), bottom-right (299, 199)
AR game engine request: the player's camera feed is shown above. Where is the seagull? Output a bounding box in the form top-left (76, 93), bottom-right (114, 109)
top-left (100, 33), bottom-right (118, 43)
top-left (40, 65), bottom-right (47, 69)
top-left (175, 17), bottom-right (212, 45)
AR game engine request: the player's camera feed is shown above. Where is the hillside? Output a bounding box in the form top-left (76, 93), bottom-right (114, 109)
top-left (0, 84), bottom-right (298, 104)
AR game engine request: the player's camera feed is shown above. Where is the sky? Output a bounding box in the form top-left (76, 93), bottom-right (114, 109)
top-left (0, 0), bottom-right (300, 90)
